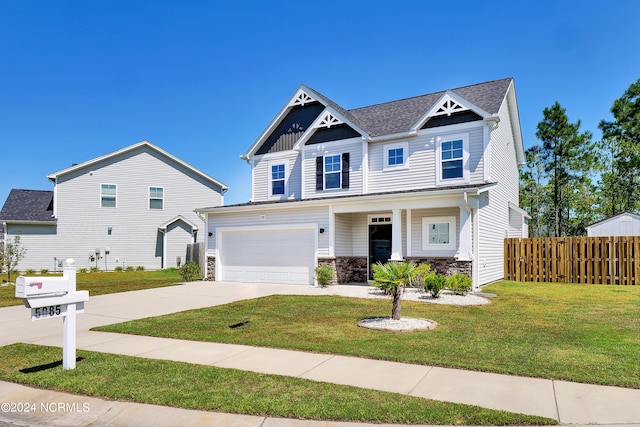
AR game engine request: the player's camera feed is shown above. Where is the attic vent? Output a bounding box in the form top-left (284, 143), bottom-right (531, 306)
top-left (290, 91), bottom-right (316, 106)
top-left (316, 112), bottom-right (343, 129)
top-left (433, 95), bottom-right (468, 117)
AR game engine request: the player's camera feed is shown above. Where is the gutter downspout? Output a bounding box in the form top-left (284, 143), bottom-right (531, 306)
top-left (463, 192), bottom-right (479, 292)
top-left (195, 210), bottom-right (209, 280)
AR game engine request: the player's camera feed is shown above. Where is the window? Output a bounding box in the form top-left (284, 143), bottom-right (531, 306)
top-left (324, 154), bottom-right (341, 189)
top-left (316, 153), bottom-right (349, 190)
top-left (149, 187), bottom-right (164, 209)
top-left (271, 164), bottom-right (285, 195)
top-left (101, 184), bottom-right (116, 208)
top-left (384, 142), bottom-right (408, 170)
top-left (436, 133), bottom-right (469, 184)
top-left (441, 139), bottom-right (463, 179)
top-left (422, 216), bottom-right (456, 251)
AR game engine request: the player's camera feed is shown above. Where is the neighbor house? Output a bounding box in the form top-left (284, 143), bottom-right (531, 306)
top-left (0, 141), bottom-right (228, 272)
top-left (197, 78), bottom-right (527, 290)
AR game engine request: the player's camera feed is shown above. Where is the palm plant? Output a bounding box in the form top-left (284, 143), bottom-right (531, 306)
top-left (372, 260), bottom-right (415, 320)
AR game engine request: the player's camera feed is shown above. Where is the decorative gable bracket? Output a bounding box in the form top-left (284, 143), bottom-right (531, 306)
top-left (315, 112), bottom-right (343, 129)
top-left (289, 90), bottom-right (316, 107)
top-left (433, 94), bottom-right (468, 117)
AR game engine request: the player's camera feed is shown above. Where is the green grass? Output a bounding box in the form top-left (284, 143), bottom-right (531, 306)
top-left (0, 343), bottom-right (554, 425)
top-left (95, 281), bottom-right (640, 388)
top-left (0, 269), bottom-right (183, 307)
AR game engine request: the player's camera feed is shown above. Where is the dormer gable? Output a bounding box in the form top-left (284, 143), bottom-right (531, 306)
top-left (412, 91), bottom-right (489, 131)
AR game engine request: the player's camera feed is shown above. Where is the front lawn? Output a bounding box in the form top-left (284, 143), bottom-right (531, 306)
top-left (95, 281), bottom-right (640, 388)
top-left (0, 343), bottom-right (554, 426)
top-left (0, 269), bottom-right (183, 307)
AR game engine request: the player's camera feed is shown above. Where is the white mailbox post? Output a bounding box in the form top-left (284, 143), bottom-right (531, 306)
top-left (15, 259), bottom-right (89, 370)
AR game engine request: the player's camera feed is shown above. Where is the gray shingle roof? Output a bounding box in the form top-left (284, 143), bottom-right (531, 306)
top-left (0, 189), bottom-right (55, 223)
top-left (308, 77), bottom-right (512, 137)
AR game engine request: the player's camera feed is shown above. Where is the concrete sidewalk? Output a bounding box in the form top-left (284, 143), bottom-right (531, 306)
top-left (1, 281), bottom-right (639, 426)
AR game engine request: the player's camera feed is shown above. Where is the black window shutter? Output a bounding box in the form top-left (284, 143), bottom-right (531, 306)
top-left (316, 156), bottom-right (324, 190)
top-left (341, 152), bottom-right (350, 189)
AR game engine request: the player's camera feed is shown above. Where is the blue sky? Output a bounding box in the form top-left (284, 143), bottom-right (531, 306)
top-left (1, 0), bottom-right (638, 206)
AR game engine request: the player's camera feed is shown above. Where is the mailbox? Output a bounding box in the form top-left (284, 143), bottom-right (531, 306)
top-left (16, 276), bottom-right (70, 298)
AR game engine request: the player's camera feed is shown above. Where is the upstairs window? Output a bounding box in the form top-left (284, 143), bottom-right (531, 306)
top-left (101, 184), bottom-right (116, 208)
top-left (436, 133), bottom-right (469, 185)
top-left (271, 164), bottom-right (285, 195)
top-left (384, 142), bottom-right (408, 170)
top-left (316, 153), bottom-right (350, 191)
top-left (149, 187), bottom-right (164, 209)
top-left (441, 139), bottom-right (463, 179)
top-left (324, 154), bottom-right (342, 189)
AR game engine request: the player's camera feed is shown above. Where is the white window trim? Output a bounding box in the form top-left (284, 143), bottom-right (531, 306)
top-left (422, 216), bottom-right (456, 251)
top-left (100, 183), bottom-right (117, 208)
top-left (149, 186), bottom-right (164, 210)
top-left (268, 160), bottom-right (288, 199)
top-left (383, 141), bottom-right (409, 171)
top-left (435, 132), bottom-right (470, 186)
top-left (324, 153), bottom-right (342, 190)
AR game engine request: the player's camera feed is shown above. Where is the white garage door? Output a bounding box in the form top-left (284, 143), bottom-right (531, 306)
top-left (219, 227), bottom-right (316, 285)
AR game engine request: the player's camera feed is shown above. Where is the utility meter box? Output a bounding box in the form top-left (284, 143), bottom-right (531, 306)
top-left (15, 276), bottom-right (69, 298)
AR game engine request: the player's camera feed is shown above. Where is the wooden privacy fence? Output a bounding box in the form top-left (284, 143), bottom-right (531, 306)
top-left (504, 236), bottom-right (640, 284)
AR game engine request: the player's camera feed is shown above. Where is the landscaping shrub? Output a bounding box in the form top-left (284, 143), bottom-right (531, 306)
top-left (136, 266), bottom-right (145, 271)
top-left (25, 269), bottom-right (35, 275)
top-left (410, 263), bottom-right (433, 287)
top-left (78, 268), bottom-right (88, 274)
top-left (315, 265), bottom-right (334, 287)
top-left (40, 269), bottom-right (48, 274)
top-left (446, 273), bottom-right (472, 295)
top-left (179, 261), bottom-right (200, 282)
top-left (114, 266), bottom-right (123, 272)
top-left (90, 266), bottom-right (99, 273)
top-left (125, 266), bottom-right (135, 272)
top-left (423, 273), bottom-right (446, 298)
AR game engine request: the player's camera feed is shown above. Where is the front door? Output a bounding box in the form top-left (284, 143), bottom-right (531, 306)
top-left (369, 223), bottom-right (392, 279)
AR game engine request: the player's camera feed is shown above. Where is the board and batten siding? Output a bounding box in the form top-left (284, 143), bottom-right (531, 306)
top-left (251, 151), bottom-right (302, 202)
top-left (478, 100), bottom-right (520, 285)
top-left (367, 125), bottom-right (485, 194)
top-left (207, 205), bottom-right (330, 257)
top-left (48, 148), bottom-right (223, 271)
top-left (302, 137), bottom-right (363, 199)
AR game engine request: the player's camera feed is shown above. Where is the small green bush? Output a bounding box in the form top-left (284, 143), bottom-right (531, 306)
top-left (423, 273), bottom-right (446, 298)
top-left (446, 273), bottom-right (472, 295)
top-left (78, 268), bottom-right (88, 274)
top-left (410, 263), bottom-right (433, 287)
top-left (179, 261), bottom-right (200, 282)
top-left (114, 266), bottom-right (123, 272)
top-left (25, 269), bottom-right (35, 275)
top-left (125, 266), bottom-right (135, 272)
top-left (90, 266), bottom-right (99, 273)
top-left (136, 266), bottom-right (145, 271)
top-left (315, 265), bottom-right (334, 287)
top-left (40, 269), bottom-right (48, 274)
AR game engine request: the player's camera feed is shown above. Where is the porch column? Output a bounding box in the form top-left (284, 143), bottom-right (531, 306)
top-left (456, 206), bottom-right (472, 261)
top-left (328, 205), bottom-right (335, 257)
top-left (390, 209), bottom-right (403, 261)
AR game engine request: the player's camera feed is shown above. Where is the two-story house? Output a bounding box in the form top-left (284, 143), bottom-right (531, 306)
top-left (197, 78), bottom-right (528, 290)
top-left (1, 141), bottom-right (228, 271)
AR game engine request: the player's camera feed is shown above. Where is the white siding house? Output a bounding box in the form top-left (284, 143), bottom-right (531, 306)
top-left (1, 141), bottom-right (227, 271)
top-left (198, 78), bottom-right (526, 289)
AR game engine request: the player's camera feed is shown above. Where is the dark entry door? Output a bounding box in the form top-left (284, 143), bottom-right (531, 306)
top-left (369, 224), bottom-right (392, 279)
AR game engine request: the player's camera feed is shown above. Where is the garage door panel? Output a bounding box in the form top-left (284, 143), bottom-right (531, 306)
top-left (220, 228), bottom-right (315, 285)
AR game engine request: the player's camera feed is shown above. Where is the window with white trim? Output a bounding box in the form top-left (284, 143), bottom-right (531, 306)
top-left (101, 184), bottom-right (116, 208)
top-left (324, 154), bottom-right (341, 189)
top-left (384, 142), bottom-right (408, 170)
top-left (270, 164), bottom-right (285, 195)
top-left (436, 133), bottom-right (469, 184)
top-left (422, 216), bottom-right (456, 251)
top-left (149, 187), bottom-right (164, 209)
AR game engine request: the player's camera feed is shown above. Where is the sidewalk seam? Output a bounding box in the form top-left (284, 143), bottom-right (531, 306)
top-left (296, 355), bottom-right (336, 377)
top-left (552, 380), bottom-right (561, 422)
top-left (407, 366), bottom-right (434, 395)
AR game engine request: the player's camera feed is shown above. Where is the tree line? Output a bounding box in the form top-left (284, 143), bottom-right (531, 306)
top-left (520, 77), bottom-right (640, 237)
